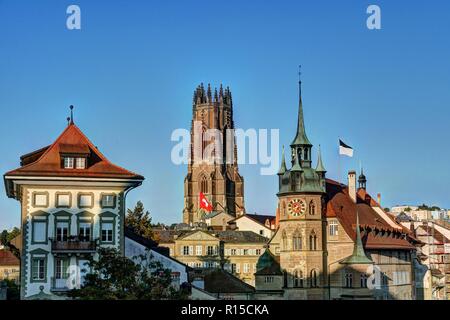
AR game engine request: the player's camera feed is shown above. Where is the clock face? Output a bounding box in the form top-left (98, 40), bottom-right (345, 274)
top-left (288, 198), bottom-right (307, 216)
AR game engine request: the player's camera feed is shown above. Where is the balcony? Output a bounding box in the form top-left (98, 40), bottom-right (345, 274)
top-left (50, 236), bottom-right (97, 253)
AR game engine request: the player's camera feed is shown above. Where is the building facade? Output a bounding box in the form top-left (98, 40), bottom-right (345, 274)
top-left (3, 116), bottom-right (144, 299)
top-left (183, 84), bottom-right (245, 224)
top-left (0, 249), bottom-right (20, 284)
top-left (162, 229), bottom-right (266, 286)
top-left (254, 80), bottom-right (417, 300)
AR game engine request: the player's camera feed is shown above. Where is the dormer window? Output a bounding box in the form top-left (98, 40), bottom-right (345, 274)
top-left (64, 157), bottom-right (74, 169)
top-left (63, 157), bottom-right (86, 169)
top-left (75, 157), bottom-right (86, 169)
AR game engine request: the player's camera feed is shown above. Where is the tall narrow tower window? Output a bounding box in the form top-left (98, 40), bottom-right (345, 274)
top-left (199, 175), bottom-right (208, 194)
top-left (309, 230), bottom-right (317, 251)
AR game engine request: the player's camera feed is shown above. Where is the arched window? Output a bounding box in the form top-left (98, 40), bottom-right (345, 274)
top-left (293, 232), bottom-right (302, 251)
top-left (360, 274), bottom-right (368, 288)
top-left (310, 269), bottom-right (318, 287)
top-left (309, 200), bottom-right (315, 215)
top-left (294, 270), bottom-right (304, 288)
top-left (344, 271), bottom-right (353, 288)
top-left (303, 148), bottom-right (308, 160)
top-left (199, 175), bottom-right (208, 193)
top-left (309, 230), bottom-right (317, 251)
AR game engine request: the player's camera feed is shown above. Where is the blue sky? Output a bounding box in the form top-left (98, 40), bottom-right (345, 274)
top-left (1, 0), bottom-right (449, 230)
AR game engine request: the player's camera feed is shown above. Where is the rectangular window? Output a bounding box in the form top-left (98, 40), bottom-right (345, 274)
top-left (64, 157), bottom-right (74, 169)
top-left (231, 263), bottom-right (237, 274)
top-left (196, 245), bottom-right (202, 256)
top-left (231, 249), bottom-right (236, 255)
top-left (243, 249), bottom-right (249, 255)
top-left (183, 246), bottom-right (189, 255)
top-left (207, 246), bottom-right (214, 255)
top-left (75, 157), bottom-right (86, 169)
top-left (55, 258), bottom-right (69, 279)
top-left (264, 276), bottom-right (274, 283)
top-left (79, 194), bottom-right (93, 208)
top-left (33, 193), bottom-right (48, 207)
top-left (32, 221), bottom-right (47, 243)
top-left (56, 193), bottom-right (71, 207)
top-left (32, 257), bottom-right (46, 281)
top-left (329, 220), bottom-right (339, 236)
top-left (56, 221), bottom-right (69, 241)
top-left (243, 263), bottom-right (250, 273)
top-left (236, 263), bottom-right (240, 273)
top-left (101, 194), bottom-right (116, 208)
top-left (101, 222), bottom-right (113, 243)
top-left (256, 249), bottom-right (261, 255)
top-left (79, 222), bottom-right (92, 241)
top-left (189, 246), bottom-right (194, 256)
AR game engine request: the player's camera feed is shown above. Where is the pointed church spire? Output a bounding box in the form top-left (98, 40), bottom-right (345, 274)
top-left (278, 145), bottom-right (287, 175)
top-left (315, 144), bottom-right (326, 173)
top-left (341, 212), bottom-right (372, 264)
top-left (291, 66), bottom-right (311, 147)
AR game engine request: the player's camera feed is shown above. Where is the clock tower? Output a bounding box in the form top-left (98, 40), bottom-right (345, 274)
top-left (272, 78), bottom-right (327, 299)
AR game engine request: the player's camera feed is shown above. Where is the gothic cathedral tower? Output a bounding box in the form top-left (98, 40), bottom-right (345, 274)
top-left (183, 83), bottom-right (245, 224)
top-left (272, 78), bottom-right (327, 299)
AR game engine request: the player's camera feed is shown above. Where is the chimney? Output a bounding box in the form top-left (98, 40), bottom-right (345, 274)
top-left (377, 193), bottom-right (381, 205)
top-left (348, 171), bottom-right (357, 203)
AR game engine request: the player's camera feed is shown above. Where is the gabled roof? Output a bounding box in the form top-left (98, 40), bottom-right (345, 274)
top-left (230, 213), bottom-right (276, 229)
top-left (5, 123), bottom-right (144, 181)
top-left (0, 249), bottom-right (20, 266)
top-left (325, 179), bottom-right (415, 250)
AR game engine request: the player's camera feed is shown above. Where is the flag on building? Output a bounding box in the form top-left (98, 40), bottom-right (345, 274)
top-left (199, 192), bottom-right (213, 212)
top-left (339, 139), bottom-right (354, 157)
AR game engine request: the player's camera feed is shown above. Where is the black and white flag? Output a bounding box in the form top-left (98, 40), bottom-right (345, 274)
top-left (339, 139), bottom-right (353, 157)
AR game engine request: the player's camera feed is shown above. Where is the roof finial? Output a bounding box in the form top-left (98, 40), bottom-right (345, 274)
top-left (66, 117), bottom-right (71, 126)
top-left (69, 105), bottom-right (74, 125)
top-left (298, 64), bottom-right (302, 84)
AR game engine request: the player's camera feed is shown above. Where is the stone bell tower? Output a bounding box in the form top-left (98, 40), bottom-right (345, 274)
top-left (271, 77), bottom-right (328, 299)
top-left (182, 83), bottom-right (245, 224)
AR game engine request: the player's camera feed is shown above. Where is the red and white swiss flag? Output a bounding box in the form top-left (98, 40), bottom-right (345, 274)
top-left (199, 192), bottom-right (213, 212)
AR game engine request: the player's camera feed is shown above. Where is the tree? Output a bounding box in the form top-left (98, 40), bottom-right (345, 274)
top-left (0, 227), bottom-right (21, 259)
top-left (125, 201), bottom-right (155, 241)
top-left (1, 279), bottom-right (19, 300)
top-left (68, 247), bottom-right (188, 300)
top-left (405, 207), bottom-right (412, 212)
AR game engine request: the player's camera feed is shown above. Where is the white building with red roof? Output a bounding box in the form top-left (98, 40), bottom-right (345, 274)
top-left (3, 110), bottom-right (144, 299)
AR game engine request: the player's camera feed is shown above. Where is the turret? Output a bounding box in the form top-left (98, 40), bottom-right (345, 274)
top-left (358, 167), bottom-right (367, 190)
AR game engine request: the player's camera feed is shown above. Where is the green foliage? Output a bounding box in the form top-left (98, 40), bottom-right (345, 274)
top-left (417, 203), bottom-right (441, 211)
top-left (68, 247), bottom-right (188, 300)
top-left (404, 207), bottom-right (412, 212)
top-left (0, 227), bottom-right (21, 259)
top-left (125, 201), bottom-right (155, 241)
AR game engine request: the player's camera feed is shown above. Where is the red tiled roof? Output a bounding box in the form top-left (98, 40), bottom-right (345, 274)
top-left (232, 213), bottom-right (276, 229)
top-left (5, 124), bottom-right (144, 180)
top-left (0, 249), bottom-right (19, 266)
top-left (325, 179), bottom-right (415, 250)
